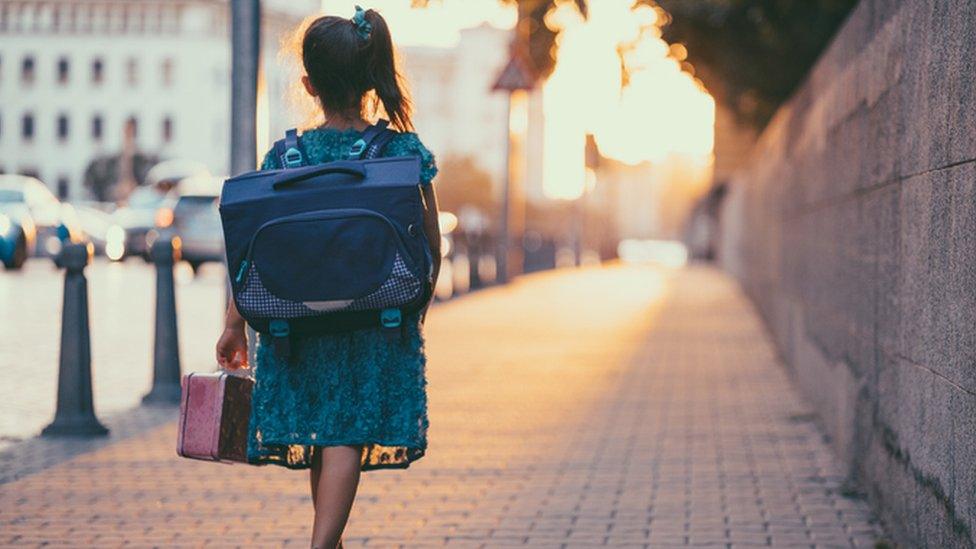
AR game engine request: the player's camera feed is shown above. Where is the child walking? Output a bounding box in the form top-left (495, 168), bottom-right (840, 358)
top-left (215, 6), bottom-right (440, 548)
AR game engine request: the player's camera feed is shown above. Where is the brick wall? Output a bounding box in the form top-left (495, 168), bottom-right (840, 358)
top-left (718, 1), bottom-right (976, 546)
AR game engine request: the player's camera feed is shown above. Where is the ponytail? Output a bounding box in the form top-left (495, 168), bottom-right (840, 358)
top-left (363, 9), bottom-right (413, 131)
top-left (301, 8), bottom-right (413, 132)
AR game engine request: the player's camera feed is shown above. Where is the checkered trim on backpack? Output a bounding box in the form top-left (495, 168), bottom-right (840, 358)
top-left (347, 254), bottom-right (422, 311)
top-left (236, 263), bottom-right (320, 319)
top-left (235, 253), bottom-right (423, 319)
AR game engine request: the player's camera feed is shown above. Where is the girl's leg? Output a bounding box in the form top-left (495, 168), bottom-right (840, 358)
top-left (310, 445), bottom-right (363, 549)
top-left (310, 446), bottom-right (323, 509)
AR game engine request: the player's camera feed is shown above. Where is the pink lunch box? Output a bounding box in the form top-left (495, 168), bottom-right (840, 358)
top-left (177, 371), bottom-right (254, 464)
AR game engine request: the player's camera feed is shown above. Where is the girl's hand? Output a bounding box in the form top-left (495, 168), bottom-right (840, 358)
top-left (216, 326), bottom-right (248, 370)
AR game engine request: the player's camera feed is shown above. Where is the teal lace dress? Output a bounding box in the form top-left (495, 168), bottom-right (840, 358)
top-left (245, 127), bottom-right (436, 471)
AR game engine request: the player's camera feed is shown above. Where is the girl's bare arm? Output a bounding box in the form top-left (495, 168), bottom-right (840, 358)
top-left (216, 298), bottom-right (248, 369)
top-left (420, 184), bottom-right (441, 322)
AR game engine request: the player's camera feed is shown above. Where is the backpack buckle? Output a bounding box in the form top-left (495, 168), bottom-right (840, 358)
top-left (269, 319), bottom-right (290, 337)
top-left (349, 139), bottom-right (367, 159)
top-left (380, 308), bottom-right (401, 329)
top-left (380, 308), bottom-right (403, 343)
top-left (269, 319), bottom-right (291, 360)
top-left (283, 147), bottom-right (304, 168)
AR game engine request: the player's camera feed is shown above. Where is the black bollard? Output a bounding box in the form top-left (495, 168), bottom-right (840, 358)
top-left (468, 237), bottom-right (482, 290)
top-left (42, 243), bottom-right (109, 436)
top-left (142, 237), bottom-right (182, 405)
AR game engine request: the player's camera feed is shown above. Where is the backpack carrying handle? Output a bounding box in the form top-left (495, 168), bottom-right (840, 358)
top-left (272, 162), bottom-right (367, 190)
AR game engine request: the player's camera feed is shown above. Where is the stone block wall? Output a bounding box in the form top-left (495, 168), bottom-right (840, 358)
top-left (718, 1), bottom-right (976, 546)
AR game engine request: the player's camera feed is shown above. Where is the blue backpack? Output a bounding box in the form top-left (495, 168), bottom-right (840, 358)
top-left (219, 120), bottom-right (433, 358)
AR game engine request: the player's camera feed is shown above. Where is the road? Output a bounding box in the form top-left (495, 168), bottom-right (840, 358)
top-left (0, 263), bottom-right (886, 547)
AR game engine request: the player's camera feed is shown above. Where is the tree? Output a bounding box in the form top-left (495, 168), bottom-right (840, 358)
top-left (411, 0), bottom-right (587, 79)
top-left (502, 0), bottom-right (587, 78)
top-left (83, 152), bottom-right (160, 202)
top-left (655, 0), bottom-right (857, 128)
top-left (413, 1), bottom-right (852, 127)
top-left (433, 155), bottom-right (497, 217)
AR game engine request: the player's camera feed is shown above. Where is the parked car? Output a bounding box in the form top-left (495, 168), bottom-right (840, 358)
top-left (112, 159), bottom-right (210, 261)
top-left (0, 175), bottom-right (82, 262)
top-left (0, 199), bottom-right (36, 270)
top-left (153, 175), bottom-right (224, 273)
top-left (112, 186), bottom-right (171, 260)
top-left (71, 203), bottom-right (119, 259)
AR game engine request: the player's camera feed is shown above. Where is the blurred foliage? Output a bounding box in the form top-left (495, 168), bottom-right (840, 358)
top-left (502, 0), bottom-right (587, 78)
top-left (411, 0), bottom-right (587, 79)
top-left (411, 0), bottom-right (854, 127)
top-left (434, 155), bottom-right (497, 215)
top-left (83, 153), bottom-right (160, 202)
top-left (655, 0), bottom-right (857, 127)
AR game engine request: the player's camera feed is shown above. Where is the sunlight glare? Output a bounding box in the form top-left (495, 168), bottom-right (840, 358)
top-left (543, 0), bottom-right (715, 199)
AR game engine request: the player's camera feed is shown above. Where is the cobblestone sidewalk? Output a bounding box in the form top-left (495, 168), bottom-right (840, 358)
top-left (0, 264), bottom-right (886, 547)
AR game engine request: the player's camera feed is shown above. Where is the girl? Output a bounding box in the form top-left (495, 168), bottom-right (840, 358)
top-left (215, 7), bottom-right (440, 548)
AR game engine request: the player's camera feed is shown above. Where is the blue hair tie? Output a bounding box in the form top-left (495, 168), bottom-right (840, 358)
top-left (352, 5), bottom-right (372, 40)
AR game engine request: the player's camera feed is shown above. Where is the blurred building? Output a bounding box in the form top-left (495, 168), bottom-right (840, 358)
top-left (0, 0), bottom-right (313, 200)
top-left (593, 155), bottom-right (713, 241)
top-left (401, 23), bottom-right (545, 195)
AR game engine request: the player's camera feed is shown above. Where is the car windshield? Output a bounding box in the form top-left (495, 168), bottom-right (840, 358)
top-left (0, 189), bottom-right (25, 203)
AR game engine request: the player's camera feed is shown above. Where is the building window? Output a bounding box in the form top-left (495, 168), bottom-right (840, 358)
top-left (21, 113), bottom-right (34, 141)
top-left (91, 57), bottom-right (104, 84)
top-left (57, 114), bottom-right (69, 141)
top-left (126, 57), bottom-right (138, 86)
top-left (78, 5), bottom-right (95, 32)
top-left (21, 55), bottom-right (35, 84)
top-left (51, 4), bottom-right (61, 30)
top-left (57, 176), bottom-right (69, 199)
top-left (57, 56), bottom-right (69, 84)
top-left (161, 58), bottom-right (174, 87)
top-left (66, 3), bottom-right (78, 32)
top-left (91, 114), bottom-right (103, 140)
top-left (125, 116), bottom-right (138, 140)
top-left (90, 4), bottom-right (106, 32)
top-left (161, 116), bottom-right (173, 143)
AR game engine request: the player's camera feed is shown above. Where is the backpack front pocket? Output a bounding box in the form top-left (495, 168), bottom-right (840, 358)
top-left (234, 209), bottom-right (423, 318)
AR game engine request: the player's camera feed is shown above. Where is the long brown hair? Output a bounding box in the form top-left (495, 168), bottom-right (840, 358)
top-left (301, 8), bottom-right (413, 131)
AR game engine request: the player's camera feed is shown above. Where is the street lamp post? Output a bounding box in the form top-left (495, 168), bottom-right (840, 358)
top-left (492, 50), bottom-right (535, 284)
top-left (230, 0), bottom-right (261, 364)
top-left (230, 0), bottom-right (260, 177)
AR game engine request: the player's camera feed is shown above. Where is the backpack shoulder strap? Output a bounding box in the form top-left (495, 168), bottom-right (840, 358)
top-left (349, 120), bottom-right (397, 160)
top-left (365, 127), bottom-right (397, 160)
top-left (273, 128), bottom-right (305, 169)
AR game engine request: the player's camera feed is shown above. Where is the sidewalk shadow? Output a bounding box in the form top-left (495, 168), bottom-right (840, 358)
top-left (0, 403), bottom-right (178, 485)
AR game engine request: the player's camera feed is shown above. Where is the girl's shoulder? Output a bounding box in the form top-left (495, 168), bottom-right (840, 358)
top-left (261, 127), bottom-right (437, 184)
top-left (384, 131), bottom-right (429, 156)
top-left (260, 127), bottom-right (358, 170)
top-left (384, 132), bottom-right (437, 184)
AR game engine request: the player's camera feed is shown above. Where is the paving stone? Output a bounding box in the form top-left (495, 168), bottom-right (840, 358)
top-left (0, 265), bottom-right (886, 546)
